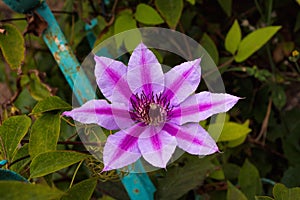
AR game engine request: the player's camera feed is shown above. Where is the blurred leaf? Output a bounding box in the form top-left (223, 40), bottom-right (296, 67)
top-left (235, 26), bottom-right (281, 62)
top-left (294, 12), bottom-right (300, 32)
top-left (227, 181), bottom-right (248, 200)
top-left (0, 181), bottom-right (64, 200)
top-left (210, 168), bottom-right (225, 180)
top-left (30, 150), bottom-right (89, 178)
top-left (135, 4), bottom-right (164, 25)
top-left (227, 134), bottom-right (247, 148)
top-left (114, 11), bottom-right (141, 51)
top-left (29, 72), bottom-right (52, 101)
top-left (0, 115), bottom-right (31, 162)
top-left (61, 178), bottom-right (97, 200)
top-left (0, 24), bottom-right (25, 70)
top-left (224, 163), bottom-right (241, 180)
top-left (211, 120), bottom-right (251, 142)
top-left (186, 0), bottom-right (195, 5)
top-left (156, 155), bottom-right (213, 200)
top-left (217, 0), bottom-right (232, 17)
top-left (281, 166), bottom-right (300, 188)
top-left (29, 113), bottom-right (60, 158)
top-left (273, 183), bottom-right (300, 200)
top-left (271, 85), bottom-right (286, 110)
top-left (225, 20), bottom-right (241, 55)
top-left (238, 159), bottom-right (262, 200)
top-left (155, 0), bottom-right (183, 29)
top-left (14, 88), bottom-right (37, 114)
top-left (201, 33), bottom-right (219, 64)
top-left (255, 196), bottom-right (274, 200)
top-left (31, 96), bottom-right (71, 114)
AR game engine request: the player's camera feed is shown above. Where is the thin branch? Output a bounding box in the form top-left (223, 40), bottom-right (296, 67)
top-left (255, 97), bottom-right (272, 143)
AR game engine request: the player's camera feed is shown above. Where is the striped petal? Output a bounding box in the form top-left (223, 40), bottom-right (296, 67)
top-left (94, 56), bottom-right (132, 104)
top-left (163, 122), bottom-right (218, 155)
top-left (163, 58), bottom-right (201, 105)
top-left (102, 123), bottom-right (146, 171)
top-left (170, 92), bottom-right (240, 125)
top-left (138, 126), bottom-right (177, 168)
top-left (62, 100), bottom-right (134, 130)
top-left (127, 43), bottom-right (164, 95)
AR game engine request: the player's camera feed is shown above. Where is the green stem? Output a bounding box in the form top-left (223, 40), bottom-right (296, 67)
top-left (69, 160), bottom-right (84, 189)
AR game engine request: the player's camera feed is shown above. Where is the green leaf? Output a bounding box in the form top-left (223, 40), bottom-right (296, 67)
top-left (155, 0), bottom-right (183, 29)
top-left (156, 155), bottom-right (214, 200)
top-left (227, 181), bottom-right (248, 200)
top-left (0, 24), bottom-right (25, 70)
top-left (210, 168), bottom-right (225, 180)
top-left (0, 115), bottom-right (31, 162)
top-left (185, 0), bottom-right (195, 5)
top-left (281, 166), bottom-right (300, 188)
top-left (31, 96), bottom-right (71, 114)
top-left (238, 159), bottom-right (262, 200)
top-left (114, 11), bottom-right (141, 51)
top-left (225, 20), bottom-right (241, 55)
top-left (135, 4), bottom-right (164, 25)
top-left (217, 0), bottom-right (232, 17)
top-left (227, 134), bottom-right (247, 148)
top-left (10, 144), bottom-right (30, 173)
top-left (235, 26), bottom-right (281, 62)
top-left (211, 120), bottom-right (251, 142)
top-left (273, 183), bottom-right (300, 200)
top-left (201, 33), bottom-right (219, 64)
top-left (255, 197), bottom-right (274, 200)
top-left (29, 72), bottom-right (52, 101)
top-left (0, 181), bottom-right (64, 200)
top-left (271, 85), bottom-right (286, 110)
top-left (29, 113), bottom-right (61, 158)
top-left (30, 150), bottom-right (89, 178)
top-left (61, 178), bottom-right (97, 200)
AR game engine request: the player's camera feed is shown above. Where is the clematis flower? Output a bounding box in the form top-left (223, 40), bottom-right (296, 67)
top-left (63, 43), bottom-right (240, 171)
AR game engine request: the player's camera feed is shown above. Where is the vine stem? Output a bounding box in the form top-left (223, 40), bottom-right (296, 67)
top-left (69, 160), bottom-right (84, 189)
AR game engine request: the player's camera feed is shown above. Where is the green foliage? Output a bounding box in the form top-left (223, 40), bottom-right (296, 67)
top-left (114, 10), bottom-right (141, 51)
top-left (0, 115), bottom-right (31, 162)
top-left (0, 24), bottom-right (25, 70)
top-left (29, 113), bottom-right (61, 158)
top-left (235, 26), bottom-right (281, 62)
top-left (201, 33), bottom-right (219, 64)
top-left (31, 96), bottom-right (71, 114)
top-left (238, 159), bottom-right (262, 200)
top-left (272, 183), bottom-right (300, 200)
top-left (155, 0), bottom-right (183, 29)
top-left (30, 151), bottom-right (89, 178)
top-left (217, 0), bottom-right (232, 17)
top-left (225, 20), bottom-right (241, 55)
top-left (156, 155), bottom-right (213, 200)
top-left (0, 181), bottom-right (64, 200)
top-left (135, 4), bottom-right (164, 25)
top-left (210, 120), bottom-right (251, 144)
top-left (227, 181), bottom-right (248, 200)
top-left (0, 0), bottom-right (299, 199)
top-left (61, 178), bottom-right (98, 200)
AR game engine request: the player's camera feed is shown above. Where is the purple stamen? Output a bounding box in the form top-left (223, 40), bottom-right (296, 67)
top-left (130, 91), bottom-right (172, 126)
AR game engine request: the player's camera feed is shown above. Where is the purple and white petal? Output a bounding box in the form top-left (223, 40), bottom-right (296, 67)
top-left (127, 43), bottom-right (164, 95)
top-left (94, 56), bottom-right (132, 104)
top-left (163, 122), bottom-right (218, 155)
top-left (170, 92), bottom-right (240, 125)
top-left (138, 127), bottom-right (177, 168)
top-left (63, 100), bottom-right (133, 130)
top-left (102, 123), bottom-right (146, 171)
top-left (163, 58), bottom-right (201, 105)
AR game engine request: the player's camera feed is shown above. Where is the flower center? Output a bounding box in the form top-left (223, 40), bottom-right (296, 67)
top-left (130, 92), bottom-right (172, 126)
